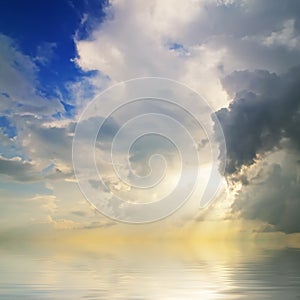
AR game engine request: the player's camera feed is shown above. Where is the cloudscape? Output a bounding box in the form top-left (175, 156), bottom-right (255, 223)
top-left (0, 1), bottom-right (300, 299)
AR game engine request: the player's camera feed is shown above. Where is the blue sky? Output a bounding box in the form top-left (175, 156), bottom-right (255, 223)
top-left (0, 0), bottom-right (300, 235)
top-left (0, 0), bottom-right (107, 102)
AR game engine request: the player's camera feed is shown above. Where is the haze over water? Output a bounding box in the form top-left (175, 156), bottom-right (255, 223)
top-left (1, 240), bottom-right (300, 300)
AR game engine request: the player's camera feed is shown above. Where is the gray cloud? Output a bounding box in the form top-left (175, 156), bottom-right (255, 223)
top-left (198, 0), bottom-right (300, 72)
top-left (0, 157), bottom-right (38, 182)
top-left (216, 66), bottom-right (300, 233)
top-left (232, 161), bottom-right (300, 234)
top-left (217, 66), bottom-right (300, 175)
top-left (0, 156), bottom-right (71, 183)
top-left (81, 221), bottom-right (116, 230)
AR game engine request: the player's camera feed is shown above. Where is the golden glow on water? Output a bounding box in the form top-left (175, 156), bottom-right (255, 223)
top-left (1, 235), bottom-right (300, 300)
top-left (1, 222), bottom-right (300, 299)
top-left (25, 219), bottom-right (300, 252)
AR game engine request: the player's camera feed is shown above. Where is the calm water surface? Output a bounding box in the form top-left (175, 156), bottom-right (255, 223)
top-left (0, 242), bottom-right (300, 299)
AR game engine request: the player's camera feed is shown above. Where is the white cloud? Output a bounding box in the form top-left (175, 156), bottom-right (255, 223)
top-left (72, 0), bottom-right (300, 225)
top-left (75, 0), bottom-right (229, 109)
top-left (74, 0), bottom-right (300, 111)
top-left (262, 19), bottom-right (300, 50)
top-left (34, 42), bottom-right (57, 65)
top-left (0, 34), bottom-right (64, 117)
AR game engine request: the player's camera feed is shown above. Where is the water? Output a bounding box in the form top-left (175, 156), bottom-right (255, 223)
top-left (1, 242), bottom-right (300, 299)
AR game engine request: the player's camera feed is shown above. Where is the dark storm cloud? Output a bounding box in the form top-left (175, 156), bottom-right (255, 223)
top-left (215, 66), bottom-right (300, 233)
top-left (216, 66), bottom-right (300, 174)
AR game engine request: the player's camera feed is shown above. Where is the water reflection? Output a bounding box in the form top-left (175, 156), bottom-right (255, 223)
top-left (0, 242), bottom-right (300, 299)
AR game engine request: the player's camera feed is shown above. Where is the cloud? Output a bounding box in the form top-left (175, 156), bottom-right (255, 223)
top-left (261, 19), bottom-right (300, 50)
top-left (74, 0), bottom-right (230, 109)
top-left (0, 29), bottom-right (114, 232)
top-left (34, 42), bottom-right (57, 65)
top-left (217, 67), bottom-right (300, 174)
top-left (74, 0), bottom-right (300, 110)
top-left (0, 155), bottom-right (72, 183)
top-left (71, 0), bottom-right (300, 227)
top-left (0, 34), bottom-right (64, 117)
top-left (215, 66), bottom-right (300, 233)
top-left (0, 156), bottom-right (40, 182)
top-left (2, 0), bottom-right (300, 232)
top-left (0, 188), bottom-right (60, 232)
top-left (19, 117), bottom-right (74, 166)
top-left (232, 156), bottom-right (300, 234)
top-left (191, 0), bottom-right (300, 73)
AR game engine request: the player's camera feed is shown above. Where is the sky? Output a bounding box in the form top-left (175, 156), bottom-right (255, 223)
top-left (0, 0), bottom-right (300, 241)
